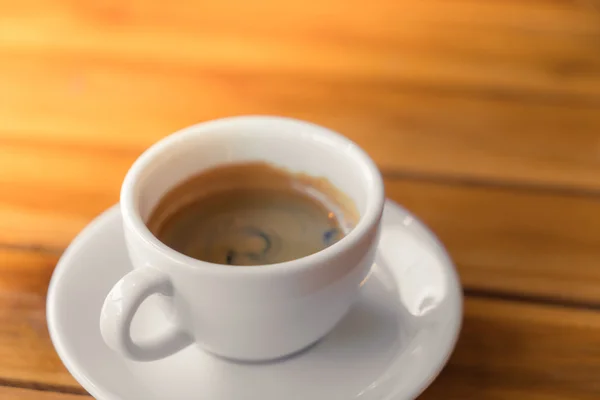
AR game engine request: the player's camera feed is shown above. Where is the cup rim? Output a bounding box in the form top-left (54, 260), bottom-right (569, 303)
top-left (120, 115), bottom-right (385, 276)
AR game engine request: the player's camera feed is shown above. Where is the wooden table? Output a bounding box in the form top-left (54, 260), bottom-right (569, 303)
top-left (2, 0), bottom-right (600, 398)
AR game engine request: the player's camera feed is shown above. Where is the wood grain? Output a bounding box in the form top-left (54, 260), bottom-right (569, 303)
top-left (0, 250), bottom-right (80, 389)
top-left (386, 179), bottom-right (600, 306)
top-left (1, 0), bottom-right (600, 191)
top-left (420, 296), bottom-right (600, 399)
top-left (2, 54), bottom-right (600, 192)
top-left (0, 387), bottom-right (88, 399)
top-left (1, 0), bottom-right (600, 98)
top-left (2, 248), bottom-right (600, 398)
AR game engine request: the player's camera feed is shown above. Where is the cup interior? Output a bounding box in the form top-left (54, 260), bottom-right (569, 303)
top-left (121, 116), bottom-right (384, 265)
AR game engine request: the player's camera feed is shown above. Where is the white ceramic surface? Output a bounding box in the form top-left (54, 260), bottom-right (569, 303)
top-left (101, 116), bottom-right (385, 362)
top-left (47, 201), bottom-right (463, 400)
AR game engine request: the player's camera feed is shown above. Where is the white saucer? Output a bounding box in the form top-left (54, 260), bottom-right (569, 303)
top-left (47, 200), bottom-right (462, 400)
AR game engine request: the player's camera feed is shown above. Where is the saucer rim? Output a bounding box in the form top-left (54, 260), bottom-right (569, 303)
top-left (47, 204), bottom-right (126, 400)
top-left (47, 201), bottom-right (463, 400)
top-left (376, 201), bottom-right (463, 399)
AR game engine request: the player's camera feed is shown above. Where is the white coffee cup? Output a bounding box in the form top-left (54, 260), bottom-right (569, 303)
top-left (100, 116), bottom-right (385, 362)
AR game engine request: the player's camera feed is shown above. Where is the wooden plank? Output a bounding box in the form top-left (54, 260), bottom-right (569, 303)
top-left (1, 248), bottom-right (599, 398)
top-left (2, 139), bottom-right (600, 303)
top-left (0, 387), bottom-right (88, 399)
top-left (420, 297), bottom-right (600, 400)
top-left (2, 55), bottom-right (600, 191)
top-left (0, 250), bottom-right (80, 389)
top-left (0, 0), bottom-right (599, 98)
top-left (386, 179), bottom-right (600, 305)
top-left (0, 143), bottom-right (128, 250)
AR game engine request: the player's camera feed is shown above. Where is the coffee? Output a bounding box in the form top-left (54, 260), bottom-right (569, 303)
top-left (147, 162), bottom-right (359, 266)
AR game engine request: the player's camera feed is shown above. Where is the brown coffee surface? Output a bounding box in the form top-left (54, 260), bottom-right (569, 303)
top-left (146, 162), bottom-right (359, 266)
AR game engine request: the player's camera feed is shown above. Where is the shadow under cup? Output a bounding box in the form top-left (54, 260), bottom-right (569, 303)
top-left (119, 116), bottom-right (385, 361)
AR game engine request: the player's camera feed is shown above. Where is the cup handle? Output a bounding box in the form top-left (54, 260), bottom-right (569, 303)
top-left (100, 267), bottom-right (194, 361)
